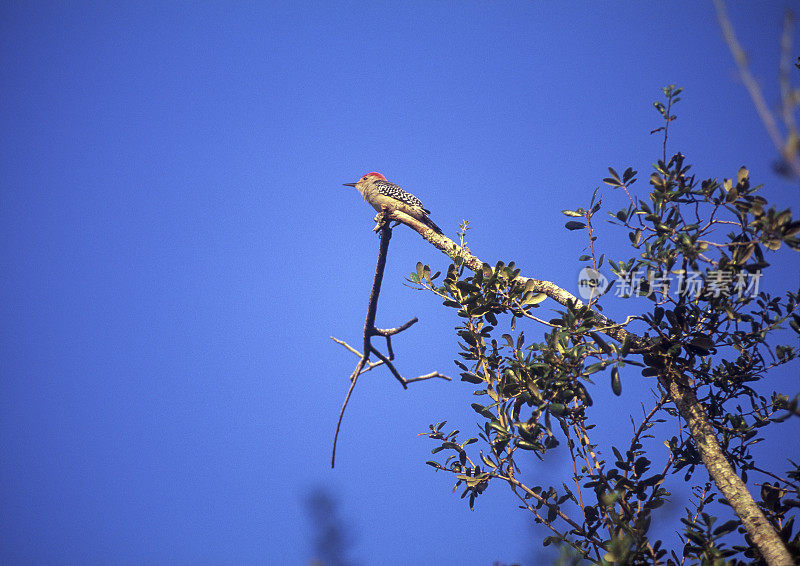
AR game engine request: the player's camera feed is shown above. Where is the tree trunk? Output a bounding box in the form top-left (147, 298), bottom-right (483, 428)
top-left (661, 372), bottom-right (793, 566)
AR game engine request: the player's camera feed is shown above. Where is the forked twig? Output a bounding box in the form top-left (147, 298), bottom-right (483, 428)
top-left (331, 214), bottom-right (450, 468)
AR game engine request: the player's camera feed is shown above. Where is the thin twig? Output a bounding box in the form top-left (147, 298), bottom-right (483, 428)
top-left (404, 371), bottom-right (451, 384)
top-left (663, 91), bottom-right (673, 164)
top-left (368, 345), bottom-right (408, 387)
top-left (374, 318), bottom-right (418, 336)
top-left (330, 336), bottom-right (386, 374)
top-left (331, 357), bottom-right (367, 468)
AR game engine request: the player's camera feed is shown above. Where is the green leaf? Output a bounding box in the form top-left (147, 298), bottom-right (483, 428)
top-left (783, 221), bottom-right (800, 237)
top-left (650, 172), bottom-right (664, 188)
top-left (523, 292), bottom-right (546, 305)
top-left (460, 372), bottom-right (483, 384)
top-left (623, 167), bottom-right (636, 182)
top-left (565, 221), bottom-right (587, 231)
top-left (456, 281), bottom-right (481, 294)
top-left (713, 519), bottom-right (740, 536)
top-left (471, 403), bottom-right (494, 418)
top-left (562, 209), bottom-right (583, 217)
top-left (611, 366), bottom-right (622, 396)
top-left (687, 335), bottom-right (714, 355)
top-left (585, 362), bottom-right (604, 375)
top-left (590, 332), bottom-right (612, 354)
top-left (736, 166), bottom-right (749, 185)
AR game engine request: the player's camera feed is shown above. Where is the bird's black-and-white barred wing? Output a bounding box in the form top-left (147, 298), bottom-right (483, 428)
top-left (374, 180), bottom-right (429, 213)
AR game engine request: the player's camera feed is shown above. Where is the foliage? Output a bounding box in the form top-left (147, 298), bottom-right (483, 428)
top-left (410, 87), bottom-right (800, 564)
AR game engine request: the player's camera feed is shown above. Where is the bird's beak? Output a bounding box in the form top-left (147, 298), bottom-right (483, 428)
top-left (342, 182), bottom-right (357, 187)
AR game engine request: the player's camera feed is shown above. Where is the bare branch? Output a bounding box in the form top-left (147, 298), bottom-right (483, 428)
top-left (779, 11), bottom-right (798, 144)
top-left (714, 0), bottom-right (800, 180)
top-left (331, 217), bottom-right (450, 468)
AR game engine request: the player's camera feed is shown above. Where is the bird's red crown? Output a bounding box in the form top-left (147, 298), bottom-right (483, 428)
top-left (363, 172), bottom-right (386, 180)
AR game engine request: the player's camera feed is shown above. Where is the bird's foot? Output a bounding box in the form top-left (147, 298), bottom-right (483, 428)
top-left (372, 211), bottom-right (398, 232)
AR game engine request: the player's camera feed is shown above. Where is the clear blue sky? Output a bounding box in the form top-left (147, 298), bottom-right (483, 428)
top-left (1, 2), bottom-right (797, 565)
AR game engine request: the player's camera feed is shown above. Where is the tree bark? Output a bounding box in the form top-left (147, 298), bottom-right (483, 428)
top-left (661, 373), bottom-right (793, 566)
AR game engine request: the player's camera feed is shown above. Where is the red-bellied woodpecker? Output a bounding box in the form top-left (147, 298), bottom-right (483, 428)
top-left (343, 172), bottom-right (443, 234)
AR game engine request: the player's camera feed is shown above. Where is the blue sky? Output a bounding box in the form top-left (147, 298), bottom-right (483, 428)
top-left (1, 2), bottom-right (798, 565)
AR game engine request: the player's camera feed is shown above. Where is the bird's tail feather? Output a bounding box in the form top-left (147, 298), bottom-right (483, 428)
top-left (424, 216), bottom-right (443, 235)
